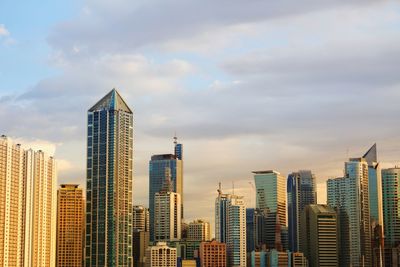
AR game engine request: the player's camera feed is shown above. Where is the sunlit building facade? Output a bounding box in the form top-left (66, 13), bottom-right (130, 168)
top-left (382, 167), bottom-right (400, 267)
top-left (300, 204), bottom-right (337, 267)
top-left (0, 136), bottom-right (25, 267)
top-left (215, 186), bottom-right (246, 266)
top-left (327, 158), bottom-right (372, 267)
top-left (188, 219), bottom-right (210, 242)
top-left (57, 184), bottom-right (85, 267)
top-left (145, 242), bottom-right (177, 267)
top-left (149, 140), bottom-right (183, 242)
top-left (85, 89), bottom-right (133, 266)
top-left (133, 205), bottom-right (149, 232)
top-left (253, 170), bottom-right (286, 251)
top-left (199, 240), bottom-right (226, 267)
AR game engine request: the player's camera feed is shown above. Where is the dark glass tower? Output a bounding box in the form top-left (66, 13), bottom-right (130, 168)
top-left (85, 89), bottom-right (133, 267)
top-left (287, 170), bottom-right (316, 252)
top-left (148, 139), bottom-right (183, 241)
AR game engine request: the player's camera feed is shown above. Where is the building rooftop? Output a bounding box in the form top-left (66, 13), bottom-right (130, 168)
top-left (252, 170), bottom-right (280, 175)
top-left (89, 88), bottom-right (132, 113)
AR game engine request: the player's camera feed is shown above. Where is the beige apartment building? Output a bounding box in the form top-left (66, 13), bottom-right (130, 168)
top-left (57, 184), bottom-right (84, 267)
top-left (0, 136), bottom-right (57, 267)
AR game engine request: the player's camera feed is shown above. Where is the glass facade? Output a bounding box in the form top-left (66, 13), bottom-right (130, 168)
top-left (382, 167), bottom-right (400, 267)
top-left (253, 170), bottom-right (286, 250)
top-left (149, 147), bottom-right (183, 242)
top-left (85, 89), bottom-right (133, 267)
top-left (327, 158), bottom-right (372, 267)
top-left (287, 170), bottom-right (317, 252)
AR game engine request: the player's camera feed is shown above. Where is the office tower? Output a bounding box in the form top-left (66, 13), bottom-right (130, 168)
top-left (253, 170), bottom-right (286, 250)
top-left (57, 184), bottom-right (85, 267)
top-left (133, 230), bottom-right (149, 267)
top-left (362, 144), bottom-right (385, 266)
top-left (246, 208), bottom-right (255, 253)
top-left (327, 157), bottom-right (372, 267)
top-left (299, 204), bottom-right (337, 267)
top-left (215, 186), bottom-right (246, 267)
top-left (154, 169), bottom-right (182, 242)
top-left (86, 89), bottom-right (133, 267)
top-left (199, 240), bottom-right (226, 267)
top-left (0, 136), bottom-right (24, 266)
top-left (145, 242), bottom-right (177, 267)
top-left (287, 170), bottom-right (317, 252)
top-left (188, 219), bottom-right (211, 241)
top-left (133, 205), bottom-right (149, 232)
top-left (382, 167), bottom-right (400, 267)
top-left (149, 138), bottom-right (183, 241)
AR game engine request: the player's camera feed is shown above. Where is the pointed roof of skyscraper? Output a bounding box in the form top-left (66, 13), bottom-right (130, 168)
top-left (89, 88), bottom-right (132, 113)
top-left (363, 143), bottom-right (377, 164)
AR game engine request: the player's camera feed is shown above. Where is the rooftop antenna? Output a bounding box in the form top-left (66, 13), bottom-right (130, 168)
top-left (217, 182), bottom-right (222, 195)
top-left (232, 181), bottom-right (235, 195)
top-left (173, 132), bottom-right (178, 145)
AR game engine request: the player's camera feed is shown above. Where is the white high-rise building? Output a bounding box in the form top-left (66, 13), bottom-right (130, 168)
top-left (154, 170), bottom-right (182, 242)
top-left (0, 136), bottom-right (57, 267)
top-left (145, 242), bottom-right (177, 267)
top-left (215, 185), bottom-right (246, 267)
top-left (327, 158), bottom-right (372, 267)
top-left (133, 205), bottom-right (150, 232)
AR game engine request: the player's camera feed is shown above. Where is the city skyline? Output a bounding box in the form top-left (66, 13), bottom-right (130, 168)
top-left (1, 0), bottom-right (400, 229)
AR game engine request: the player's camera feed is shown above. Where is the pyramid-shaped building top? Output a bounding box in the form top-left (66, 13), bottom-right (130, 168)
top-left (89, 88), bottom-right (132, 113)
top-left (363, 143), bottom-right (377, 164)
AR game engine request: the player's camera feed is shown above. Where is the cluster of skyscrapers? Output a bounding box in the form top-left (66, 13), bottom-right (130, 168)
top-left (1, 89), bottom-right (400, 267)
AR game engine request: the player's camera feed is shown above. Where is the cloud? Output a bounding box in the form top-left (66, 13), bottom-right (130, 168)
top-left (2, 0), bottom-right (400, 225)
top-left (0, 24), bottom-right (9, 36)
top-left (48, 0), bottom-right (377, 56)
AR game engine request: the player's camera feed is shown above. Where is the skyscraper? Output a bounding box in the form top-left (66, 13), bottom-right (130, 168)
top-left (0, 136), bottom-right (25, 266)
top-left (154, 169), bottom-right (182, 242)
top-left (382, 167), bottom-right (400, 267)
top-left (57, 184), bottom-right (85, 267)
top-left (287, 170), bottom-right (317, 252)
top-left (215, 186), bottom-right (246, 267)
top-left (300, 204), bottom-right (338, 267)
top-left (85, 89), bottom-right (133, 267)
top-left (149, 139), bottom-right (183, 241)
top-left (0, 136), bottom-right (59, 267)
top-left (327, 158), bottom-right (372, 267)
top-left (28, 149), bottom-right (58, 267)
top-left (253, 170), bottom-right (286, 251)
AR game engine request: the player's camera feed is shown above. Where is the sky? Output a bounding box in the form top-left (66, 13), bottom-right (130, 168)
top-left (1, 0), bottom-right (400, 228)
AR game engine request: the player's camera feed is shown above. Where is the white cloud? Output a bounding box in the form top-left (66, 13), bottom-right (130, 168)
top-left (2, 0), bottom-right (400, 224)
top-left (0, 24), bottom-right (9, 37)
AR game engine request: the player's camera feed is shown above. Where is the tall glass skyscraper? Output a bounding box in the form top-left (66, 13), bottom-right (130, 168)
top-left (85, 89), bottom-right (133, 267)
top-left (253, 170), bottom-right (286, 251)
top-left (149, 140), bottom-right (183, 242)
top-left (327, 158), bottom-right (372, 267)
top-left (215, 186), bottom-right (246, 267)
top-left (287, 170), bottom-right (317, 252)
top-left (382, 167), bottom-right (400, 267)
